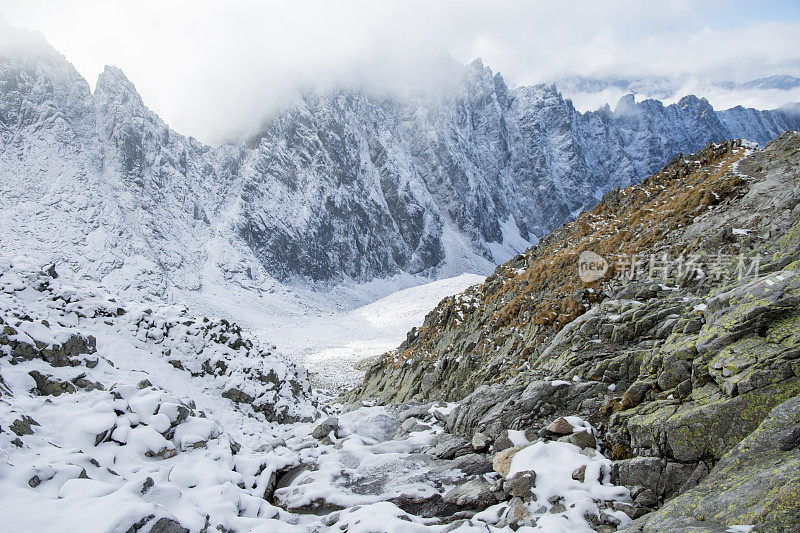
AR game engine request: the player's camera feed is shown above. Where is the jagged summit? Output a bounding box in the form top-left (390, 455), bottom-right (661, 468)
top-left (95, 65), bottom-right (143, 101)
top-left (613, 93), bottom-right (638, 115)
top-left (0, 21), bottom-right (63, 64)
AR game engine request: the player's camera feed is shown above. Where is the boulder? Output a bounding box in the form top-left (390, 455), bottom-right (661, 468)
top-left (492, 431), bottom-right (514, 452)
top-left (395, 418), bottom-right (430, 438)
top-left (10, 415), bottom-right (39, 436)
top-left (617, 501), bottom-right (651, 520)
top-left (393, 403), bottom-right (433, 423)
top-left (430, 434), bottom-right (472, 459)
top-left (449, 453), bottom-right (493, 476)
top-left (657, 355), bottom-right (691, 391)
top-left (493, 445), bottom-right (524, 478)
top-left (388, 493), bottom-right (460, 520)
top-left (503, 470), bottom-right (536, 498)
top-left (28, 370), bottom-right (76, 396)
top-left (149, 518), bottom-right (189, 533)
top-left (662, 461), bottom-right (695, 499)
top-left (572, 465), bottom-right (586, 482)
top-left (621, 380), bottom-right (654, 409)
top-left (312, 417), bottom-right (339, 440)
top-left (545, 417), bottom-right (574, 436)
top-left (442, 478), bottom-right (497, 509)
top-left (221, 387), bottom-right (255, 405)
top-left (613, 457), bottom-right (663, 490)
top-left (499, 497), bottom-right (533, 528)
top-left (634, 488), bottom-right (658, 508)
top-left (471, 431), bottom-right (491, 452)
top-left (566, 429), bottom-right (596, 449)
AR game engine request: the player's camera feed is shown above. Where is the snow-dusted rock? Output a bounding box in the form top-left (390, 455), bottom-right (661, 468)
top-left (442, 477), bottom-right (497, 509)
top-left (0, 261), bottom-right (316, 531)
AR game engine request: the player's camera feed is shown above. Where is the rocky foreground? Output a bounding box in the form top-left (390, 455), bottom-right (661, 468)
top-left (1, 260), bottom-right (635, 532)
top-left (346, 132), bottom-right (800, 531)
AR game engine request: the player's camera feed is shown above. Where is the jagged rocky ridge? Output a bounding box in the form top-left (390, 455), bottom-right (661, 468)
top-left (347, 132), bottom-right (800, 531)
top-left (2, 30), bottom-right (800, 297)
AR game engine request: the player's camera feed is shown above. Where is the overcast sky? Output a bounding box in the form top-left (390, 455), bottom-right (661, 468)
top-left (2, 0), bottom-right (799, 145)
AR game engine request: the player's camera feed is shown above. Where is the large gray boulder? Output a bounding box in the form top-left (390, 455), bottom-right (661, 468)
top-left (621, 396), bottom-right (800, 532)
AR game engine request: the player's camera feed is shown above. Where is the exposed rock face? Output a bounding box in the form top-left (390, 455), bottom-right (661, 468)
top-left (621, 396), bottom-right (800, 532)
top-left (2, 30), bottom-right (799, 297)
top-left (349, 135), bottom-right (800, 404)
top-left (348, 132), bottom-right (800, 530)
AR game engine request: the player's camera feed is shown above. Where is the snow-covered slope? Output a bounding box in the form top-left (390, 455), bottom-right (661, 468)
top-left (266, 273), bottom-right (485, 390)
top-left (0, 259), bottom-right (318, 530)
top-left (2, 28), bottom-right (799, 303)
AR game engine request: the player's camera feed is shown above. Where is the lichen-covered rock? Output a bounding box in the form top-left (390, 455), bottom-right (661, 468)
top-left (656, 355), bottom-right (691, 391)
top-left (622, 396), bottom-right (800, 532)
top-left (10, 415), bottom-right (39, 436)
top-left (27, 370), bottom-right (76, 396)
top-left (622, 378), bottom-right (800, 462)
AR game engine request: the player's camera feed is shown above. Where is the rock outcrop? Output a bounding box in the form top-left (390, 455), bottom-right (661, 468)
top-left (621, 395), bottom-right (800, 532)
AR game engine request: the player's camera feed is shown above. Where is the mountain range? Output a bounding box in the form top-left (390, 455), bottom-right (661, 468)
top-left (2, 27), bottom-right (799, 302)
top-left (558, 74), bottom-right (800, 102)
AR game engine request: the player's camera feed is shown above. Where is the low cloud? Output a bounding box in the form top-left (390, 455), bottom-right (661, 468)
top-left (2, 0), bottom-right (799, 145)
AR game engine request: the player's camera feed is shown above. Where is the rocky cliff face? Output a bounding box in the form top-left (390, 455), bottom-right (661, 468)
top-left (348, 132), bottom-right (800, 531)
top-left (2, 34), bottom-right (799, 297)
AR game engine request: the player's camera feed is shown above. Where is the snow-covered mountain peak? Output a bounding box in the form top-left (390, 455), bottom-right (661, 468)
top-left (613, 93), bottom-right (637, 115)
top-left (0, 22), bottom-right (63, 64)
top-left (94, 66), bottom-right (146, 108)
top-left (1, 36), bottom-right (799, 305)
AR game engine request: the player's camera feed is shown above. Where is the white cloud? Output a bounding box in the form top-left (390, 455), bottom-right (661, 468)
top-left (1, 0), bottom-right (798, 144)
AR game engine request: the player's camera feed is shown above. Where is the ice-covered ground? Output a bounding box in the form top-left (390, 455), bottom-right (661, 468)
top-left (179, 272), bottom-right (485, 391)
top-left (266, 274), bottom-right (485, 390)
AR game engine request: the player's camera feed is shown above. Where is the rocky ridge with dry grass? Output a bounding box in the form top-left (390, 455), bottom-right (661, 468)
top-left (346, 132), bottom-right (800, 531)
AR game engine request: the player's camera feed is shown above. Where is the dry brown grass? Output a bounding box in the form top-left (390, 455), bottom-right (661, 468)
top-left (392, 140), bottom-right (750, 365)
